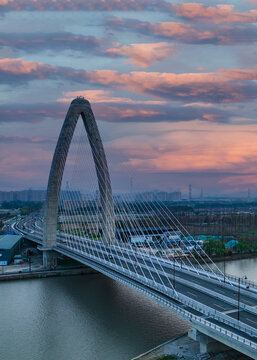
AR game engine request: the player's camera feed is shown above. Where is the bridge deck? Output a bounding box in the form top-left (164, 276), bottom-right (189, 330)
top-left (14, 219), bottom-right (257, 359)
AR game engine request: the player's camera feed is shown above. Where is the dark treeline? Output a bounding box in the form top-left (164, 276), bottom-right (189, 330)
top-left (1, 201), bottom-right (43, 215)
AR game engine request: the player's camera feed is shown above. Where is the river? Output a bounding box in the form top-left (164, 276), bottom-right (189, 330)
top-left (0, 257), bottom-right (256, 360)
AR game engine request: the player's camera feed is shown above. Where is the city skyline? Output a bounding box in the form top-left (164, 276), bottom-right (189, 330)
top-left (1, 0), bottom-right (257, 195)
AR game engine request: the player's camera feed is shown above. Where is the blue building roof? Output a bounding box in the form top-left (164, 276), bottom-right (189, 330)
top-left (0, 234), bottom-right (23, 250)
top-left (225, 240), bottom-right (238, 248)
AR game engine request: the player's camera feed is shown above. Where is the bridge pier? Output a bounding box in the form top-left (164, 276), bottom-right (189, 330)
top-left (38, 246), bottom-right (57, 269)
top-left (188, 328), bottom-right (230, 354)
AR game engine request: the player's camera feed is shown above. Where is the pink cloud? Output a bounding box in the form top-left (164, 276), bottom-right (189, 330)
top-left (0, 58), bottom-right (53, 75)
top-left (87, 67), bottom-right (257, 85)
top-left (105, 107), bottom-right (163, 119)
top-left (107, 17), bottom-right (257, 45)
top-left (1, 58), bottom-right (257, 103)
top-left (105, 42), bottom-right (174, 68)
top-left (59, 90), bottom-right (167, 105)
top-left (219, 174), bottom-right (257, 186)
top-left (110, 122), bottom-right (257, 174)
top-left (0, 145), bottom-right (52, 182)
top-left (149, 21), bottom-right (194, 37)
top-left (183, 102), bottom-right (214, 108)
top-left (86, 67), bottom-right (257, 103)
top-left (172, 3), bottom-right (257, 23)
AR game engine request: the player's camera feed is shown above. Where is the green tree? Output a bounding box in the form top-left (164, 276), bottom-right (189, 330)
top-left (203, 238), bottom-right (225, 256)
top-left (237, 238), bottom-right (251, 253)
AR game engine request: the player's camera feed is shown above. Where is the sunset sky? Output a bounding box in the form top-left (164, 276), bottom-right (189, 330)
top-left (0, 0), bottom-right (257, 196)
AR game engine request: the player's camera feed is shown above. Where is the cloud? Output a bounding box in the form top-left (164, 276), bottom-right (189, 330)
top-left (0, 135), bottom-right (55, 144)
top-left (104, 42), bottom-right (174, 68)
top-left (0, 32), bottom-right (100, 53)
top-left (107, 17), bottom-right (257, 45)
top-left (0, 58), bottom-right (56, 83)
top-left (109, 121), bottom-right (257, 175)
top-left (0, 97), bottom-right (231, 124)
top-left (0, 34), bottom-right (173, 67)
top-left (0, 145), bottom-right (52, 188)
top-left (0, 0), bottom-right (169, 11)
top-left (1, 58), bottom-right (257, 104)
top-left (85, 67), bottom-right (257, 103)
top-left (0, 102), bottom-right (66, 123)
top-left (172, 3), bottom-right (257, 24)
top-left (59, 89), bottom-right (167, 105)
top-left (93, 104), bottom-right (230, 123)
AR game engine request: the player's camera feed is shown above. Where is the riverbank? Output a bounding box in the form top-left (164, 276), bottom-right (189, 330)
top-left (0, 266), bottom-right (98, 281)
top-left (132, 334), bottom-right (251, 360)
top-left (190, 251), bottom-right (257, 266)
top-left (209, 252), bottom-right (257, 263)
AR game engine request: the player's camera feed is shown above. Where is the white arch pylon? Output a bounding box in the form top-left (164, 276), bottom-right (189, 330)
top-left (42, 97), bottom-right (115, 267)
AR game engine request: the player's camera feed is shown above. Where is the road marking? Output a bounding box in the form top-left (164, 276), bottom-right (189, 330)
top-left (224, 309), bottom-right (238, 315)
top-left (246, 317), bottom-right (257, 326)
top-left (216, 289), bottom-right (226, 294)
top-left (187, 291), bottom-right (198, 298)
top-left (214, 303), bottom-right (227, 311)
top-left (243, 300), bottom-right (255, 306)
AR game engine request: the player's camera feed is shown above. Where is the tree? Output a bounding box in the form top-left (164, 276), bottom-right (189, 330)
top-left (203, 238), bottom-right (225, 256)
top-left (237, 238), bottom-right (251, 254)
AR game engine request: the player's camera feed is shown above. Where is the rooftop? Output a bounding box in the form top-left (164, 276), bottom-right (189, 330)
top-left (0, 234), bottom-right (23, 250)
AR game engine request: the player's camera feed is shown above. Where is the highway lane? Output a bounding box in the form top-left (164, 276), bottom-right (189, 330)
top-left (57, 244), bottom-right (257, 349)
top-left (54, 234), bottom-right (257, 308)
top-left (18, 221), bottom-right (257, 306)
top-left (56, 241), bottom-right (257, 334)
top-left (18, 222), bottom-right (257, 310)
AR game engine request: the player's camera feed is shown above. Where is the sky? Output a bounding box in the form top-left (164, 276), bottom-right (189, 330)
top-left (0, 0), bottom-right (257, 196)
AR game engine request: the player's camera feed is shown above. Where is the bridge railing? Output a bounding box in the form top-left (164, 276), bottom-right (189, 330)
top-left (201, 267), bottom-right (257, 289)
top-left (130, 280), bottom-right (257, 353)
top-left (56, 240), bottom-right (257, 341)
top-left (107, 266), bottom-right (257, 354)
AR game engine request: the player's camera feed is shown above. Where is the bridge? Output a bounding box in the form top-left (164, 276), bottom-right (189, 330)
top-left (14, 98), bottom-right (257, 359)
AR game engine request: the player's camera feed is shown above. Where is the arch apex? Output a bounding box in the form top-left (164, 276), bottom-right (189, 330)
top-left (71, 96), bottom-right (91, 107)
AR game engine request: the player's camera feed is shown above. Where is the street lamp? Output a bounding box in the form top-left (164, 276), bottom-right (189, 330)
top-left (28, 256), bottom-right (32, 272)
top-left (173, 256), bottom-right (176, 289)
top-left (237, 275), bottom-right (247, 321)
top-left (223, 249), bottom-right (226, 283)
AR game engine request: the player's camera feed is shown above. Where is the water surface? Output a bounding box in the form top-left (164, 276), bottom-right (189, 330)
top-left (0, 274), bottom-right (189, 360)
top-left (1, 257), bottom-right (256, 360)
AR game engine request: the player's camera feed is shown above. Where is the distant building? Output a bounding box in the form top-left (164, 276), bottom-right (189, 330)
top-left (170, 192), bottom-right (182, 201)
top-left (134, 191), bottom-right (182, 202)
top-left (0, 190), bottom-right (46, 203)
top-left (135, 192), bottom-right (155, 202)
top-left (155, 192), bottom-right (169, 201)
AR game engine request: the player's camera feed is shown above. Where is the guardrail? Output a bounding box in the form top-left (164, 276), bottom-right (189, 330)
top-left (17, 221), bottom-right (257, 291)
top-left (55, 243), bottom-right (257, 341)
top-left (105, 271), bottom-right (257, 354)
top-left (80, 258), bottom-right (257, 355)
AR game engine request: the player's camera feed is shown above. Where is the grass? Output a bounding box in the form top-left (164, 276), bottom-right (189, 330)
top-left (157, 355), bottom-right (178, 360)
